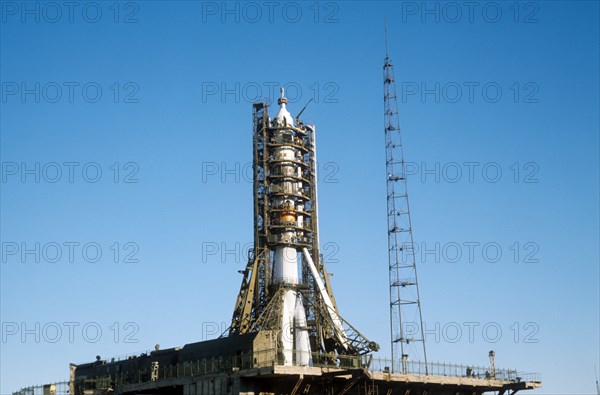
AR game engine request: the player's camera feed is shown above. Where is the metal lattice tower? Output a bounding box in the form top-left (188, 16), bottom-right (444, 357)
top-left (383, 29), bottom-right (428, 373)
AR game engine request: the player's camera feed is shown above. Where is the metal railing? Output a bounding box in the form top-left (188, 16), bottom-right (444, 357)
top-left (12, 382), bottom-right (70, 395)
top-left (366, 356), bottom-right (541, 382)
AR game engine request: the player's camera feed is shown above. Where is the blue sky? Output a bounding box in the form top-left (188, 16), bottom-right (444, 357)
top-left (1, 1), bottom-right (598, 393)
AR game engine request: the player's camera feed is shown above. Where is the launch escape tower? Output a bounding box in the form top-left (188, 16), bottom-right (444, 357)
top-left (229, 88), bottom-right (379, 365)
top-left (383, 31), bottom-right (428, 372)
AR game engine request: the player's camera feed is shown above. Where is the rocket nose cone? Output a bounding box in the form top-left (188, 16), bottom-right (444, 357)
top-left (275, 107), bottom-right (294, 127)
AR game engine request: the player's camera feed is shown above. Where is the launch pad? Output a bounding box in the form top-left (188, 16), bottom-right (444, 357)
top-left (72, 352), bottom-right (541, 395)
top-left (21, 330), bottom-right (540, 395)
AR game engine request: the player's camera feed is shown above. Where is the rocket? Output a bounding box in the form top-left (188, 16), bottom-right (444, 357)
top-left (230, 86), bottom-right (377, 365)
top-left (270, 88), bottom-right (311, 366)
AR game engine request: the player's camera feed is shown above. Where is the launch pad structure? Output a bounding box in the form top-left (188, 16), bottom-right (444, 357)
top-left (11, 49), bottom-right (542, 395)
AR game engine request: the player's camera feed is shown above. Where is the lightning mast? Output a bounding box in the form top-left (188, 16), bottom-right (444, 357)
top-left (383, 26), bottom-right (428, 373)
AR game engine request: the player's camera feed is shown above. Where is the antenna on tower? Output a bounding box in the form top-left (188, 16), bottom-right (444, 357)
top-left (295, 98), bottom-right (314, 123)
top-left (384, 18), bottom-right (389, 59)
top-left (383, 23), bottom-right (428, 374)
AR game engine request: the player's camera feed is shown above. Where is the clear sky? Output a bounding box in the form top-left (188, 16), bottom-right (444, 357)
top-left (1, 1), bottom-right (598, 393)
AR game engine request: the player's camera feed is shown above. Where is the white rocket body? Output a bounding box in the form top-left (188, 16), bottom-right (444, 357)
top-left (271, 89), bottom-right (311, 366)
